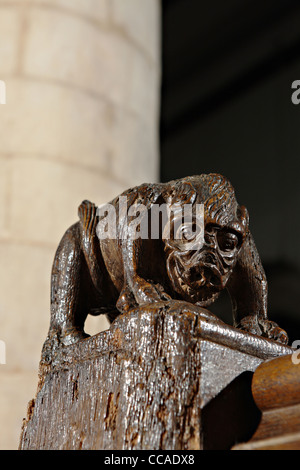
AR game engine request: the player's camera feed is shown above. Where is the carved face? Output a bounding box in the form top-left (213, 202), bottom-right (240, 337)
top-left (162, 174), bottom-right (249, 306)
top-left (164, 219), bottom-right (245, 307)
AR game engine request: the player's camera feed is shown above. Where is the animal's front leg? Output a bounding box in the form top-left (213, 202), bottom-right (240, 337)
top-left (120, 237), bottom-right (171, 311)
top-left (238, 316), bottom-right (289, 344)
top-left (227, 232), bottom-right (288, 345)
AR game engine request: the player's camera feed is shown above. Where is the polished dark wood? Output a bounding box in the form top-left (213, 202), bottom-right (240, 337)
top-left (21, 174), bottom-right (293, 450)
top-left (19, 302), bottom-right (292, 450)
top-left (233, 354), bottom-right (300, 450)
top-left (41, 174), bottom-right (288, 373)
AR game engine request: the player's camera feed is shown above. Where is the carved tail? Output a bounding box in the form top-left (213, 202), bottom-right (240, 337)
top-left (78, 200), bottom-right (104, 293)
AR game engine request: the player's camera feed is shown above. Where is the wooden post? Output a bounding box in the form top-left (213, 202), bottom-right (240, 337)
top-left (19, 301), bottom-right (293, 450)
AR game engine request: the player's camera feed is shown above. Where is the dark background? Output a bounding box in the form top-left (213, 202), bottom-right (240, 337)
top-left (160, 0), bottom-right (300, 343)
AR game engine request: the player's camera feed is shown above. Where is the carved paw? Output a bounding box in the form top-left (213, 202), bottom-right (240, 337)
top-left (134, 279), bottom-right (172, 305)
top-left (258, 319), bottom-right (289, 345)
top-left (116, 286), bottom-right (137, 314)
top-left (118, 279), bottom-right (172, 313)
top-left (237, 316), bottom-right (261, 336)
top-left (41, 328), bottom-right (90, 366)
top-left (60, 328), bottom-right (90, 346)
top-left (237, 315), bottom-right (288, 345)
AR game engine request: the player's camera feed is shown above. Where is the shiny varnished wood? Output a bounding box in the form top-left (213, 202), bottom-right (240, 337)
top-left (233, 354), bottom-right (300, 450)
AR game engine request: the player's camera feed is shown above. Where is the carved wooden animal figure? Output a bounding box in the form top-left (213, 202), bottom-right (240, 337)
top-left (44, 174), bottom-right (288, 356)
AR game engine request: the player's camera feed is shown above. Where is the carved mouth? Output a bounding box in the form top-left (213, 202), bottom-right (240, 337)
top-left (176, 257), bottom-right (223, 289)
top-left (171, 259), bottom-right (217, 304)
top-left (166, 248), bottom-right (229, 305)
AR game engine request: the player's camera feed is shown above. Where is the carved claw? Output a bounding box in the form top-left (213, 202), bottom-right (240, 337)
top-left (237, 315), bottom-right (289, 345)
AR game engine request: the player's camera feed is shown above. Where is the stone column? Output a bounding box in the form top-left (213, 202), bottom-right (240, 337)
top-left (0, 0), bottom-right (161, 449)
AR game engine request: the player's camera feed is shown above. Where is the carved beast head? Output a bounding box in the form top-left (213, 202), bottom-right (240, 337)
top-left (163, 174), bottom-right (249, 307)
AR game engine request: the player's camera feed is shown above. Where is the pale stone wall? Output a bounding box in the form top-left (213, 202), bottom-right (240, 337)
top-left (0, 0), bottom-right (161, 449)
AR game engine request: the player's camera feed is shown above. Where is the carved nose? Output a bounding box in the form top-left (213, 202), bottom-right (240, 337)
top-left (189, 266), bottom-right (203, 282)
top-left (206, 270), bottom-right (220, 287)
top-left (202, 252), bottom-right (217, 265)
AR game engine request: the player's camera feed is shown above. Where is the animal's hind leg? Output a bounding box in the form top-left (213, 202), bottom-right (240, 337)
top-left (47, 222), bottom-right (90, 348)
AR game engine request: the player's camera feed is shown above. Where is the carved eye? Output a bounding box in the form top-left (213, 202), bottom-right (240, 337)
top-left (175, 222), bottom-right (203, 242)
top-left (180, 224), bottom-right (196, 241)
top-left (217, 231), bottom-right (239, 252)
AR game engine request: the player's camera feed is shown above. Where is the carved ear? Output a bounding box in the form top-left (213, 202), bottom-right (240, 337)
top-left (238, 205), bottom-right (250, 230)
